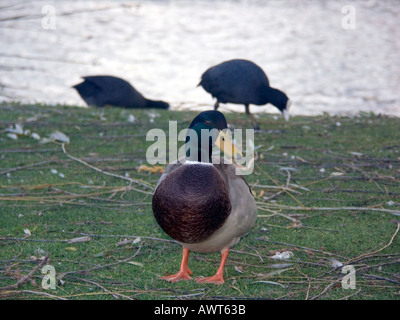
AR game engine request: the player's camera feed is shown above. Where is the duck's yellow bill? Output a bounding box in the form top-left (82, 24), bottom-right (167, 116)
top-left (215, 130), bottom-right (242, 159)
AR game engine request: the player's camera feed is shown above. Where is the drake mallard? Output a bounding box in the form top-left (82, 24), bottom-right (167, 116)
top-left (152, 110), bottom-right (257, 284)
top-left (198, 59), bottom-right (291, 129)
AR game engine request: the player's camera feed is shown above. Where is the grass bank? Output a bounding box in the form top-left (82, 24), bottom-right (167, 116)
top-left (0, 103), bottom-right (399, 300)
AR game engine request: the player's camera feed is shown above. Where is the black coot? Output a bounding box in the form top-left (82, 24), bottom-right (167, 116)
top-left (199, 59), bottom-right (290, 129)
top-left (73, 75), bottom-right (169, 109)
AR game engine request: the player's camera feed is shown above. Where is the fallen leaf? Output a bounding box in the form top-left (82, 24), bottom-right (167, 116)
top-left (7, 124), bottom-right (24, 134)
top-left (234, 266), bottom-right (244, 273)
top-left (41, 131), bottom-right (70, 144)
top-left (137, 165), bottom-right (165, 174)
top-left (349, 151), bottom-right (363, 157)
top-left (330, 258), bottom-right (343, 268)
top-left (128, 114), bottom-right (135, 123)
top-left (51, 131), bottom-right (70, 143)
top-left (31, 132), bottom-right (41, 140)
top-left (271, 251), bottom-right (294, 260)
top-left (127, 261), bottom-right (144, 267)
top-left (7, 133), bottom-right (18, 140)
top-left (67, 236), bottom-right (91, 243)
top-left (331, 172), bottom-right (345, 176)
top-left (36, 248), bottom-right (47, 256)
top-left (290, 220), bottom-right (303, 228)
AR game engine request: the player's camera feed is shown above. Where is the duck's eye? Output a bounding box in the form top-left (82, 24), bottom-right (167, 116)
top-left (222, 137), bottom-right (225, 141)
top-left (205, 120), bottom-right (211, 125)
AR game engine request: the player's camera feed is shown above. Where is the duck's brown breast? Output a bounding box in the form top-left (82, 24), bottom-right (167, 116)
top-left (152, 163), bottom-right (231, 244)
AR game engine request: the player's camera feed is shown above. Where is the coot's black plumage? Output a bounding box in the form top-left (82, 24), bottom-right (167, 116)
top-left (199, 59), bottom-right (291, 129)
top-left (73, 75), bottom-right (169, 109)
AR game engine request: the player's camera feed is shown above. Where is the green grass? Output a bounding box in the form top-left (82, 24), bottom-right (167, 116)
top-left (0, 103), bottom-right (399, 300)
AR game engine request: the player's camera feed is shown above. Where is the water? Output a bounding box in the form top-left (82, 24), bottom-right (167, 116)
top-left (0, 0), bottom-right (399, 117)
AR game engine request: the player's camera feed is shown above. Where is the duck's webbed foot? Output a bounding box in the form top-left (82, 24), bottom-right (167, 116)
top-left (160, 247), bottom-right (192, 282)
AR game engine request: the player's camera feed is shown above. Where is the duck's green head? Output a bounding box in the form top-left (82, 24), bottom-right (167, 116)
top-left (185, 110), bottom-right (241, 162)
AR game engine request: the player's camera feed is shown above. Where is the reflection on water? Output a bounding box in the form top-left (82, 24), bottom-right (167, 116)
top-left (0, 0), bottom-right (399, 116)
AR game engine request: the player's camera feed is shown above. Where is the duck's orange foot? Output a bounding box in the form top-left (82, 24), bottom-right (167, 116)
top-left (161, 268), bottom-right (193, 283)
top-left (195, 274), bottom-right (224, 285)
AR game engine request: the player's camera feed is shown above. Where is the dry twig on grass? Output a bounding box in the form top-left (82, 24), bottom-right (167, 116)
top-left (61, 143), bottom-right (154, 195)
top-left (347, 223), bottom-right (400, 264)
top-left (0, 252), bottom-right (49, 292)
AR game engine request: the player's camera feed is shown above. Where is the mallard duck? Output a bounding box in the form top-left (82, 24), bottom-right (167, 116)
top-left (198, 59), bottom-right (291, 129)
top-left (152, 110), bottom-right (257, 284)
top-left (73, 75), bottom-right (169, 109)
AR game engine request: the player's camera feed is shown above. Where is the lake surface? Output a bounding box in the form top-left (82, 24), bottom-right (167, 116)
top-left (0, 0), bottom-right (399, 117)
